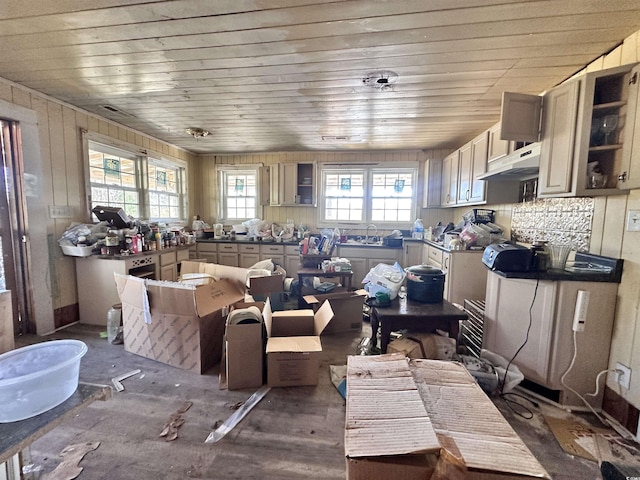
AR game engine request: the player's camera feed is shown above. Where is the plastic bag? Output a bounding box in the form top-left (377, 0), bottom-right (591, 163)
top-left (481, 349), bottom-right (524, 394)
top-left (362, 262), bottom-right (405, 300)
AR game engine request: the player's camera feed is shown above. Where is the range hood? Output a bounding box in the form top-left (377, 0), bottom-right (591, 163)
top-left (477, 142), bottom-right (541, 181)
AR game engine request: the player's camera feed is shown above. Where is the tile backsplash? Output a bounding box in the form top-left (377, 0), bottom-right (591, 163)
top-left (510, 197), bottom-right (594, 252)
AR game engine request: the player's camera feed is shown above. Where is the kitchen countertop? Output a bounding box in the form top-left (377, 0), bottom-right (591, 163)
top-left (196, 237), bottom-right (404, 249)
top-left (488, 252), bottom-right (624, 283)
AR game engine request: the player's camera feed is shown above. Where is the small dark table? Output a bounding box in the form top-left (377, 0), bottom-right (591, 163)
top-left (371, 298), bottom-right (468, 353)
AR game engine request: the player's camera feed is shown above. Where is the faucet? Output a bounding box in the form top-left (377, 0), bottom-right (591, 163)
top-left (365, 224), bottom-right (378, 243)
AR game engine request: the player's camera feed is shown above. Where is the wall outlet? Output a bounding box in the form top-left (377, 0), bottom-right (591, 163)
top-left (626, 210), bottom-right (640, 231)
top-left (616, 362), bottom-right (632, 389)
top-left (49, 205), bottom-right (73, 219)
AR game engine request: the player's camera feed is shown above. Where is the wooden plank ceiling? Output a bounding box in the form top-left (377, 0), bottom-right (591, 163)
top-left (1, 0), bottom-right (640, 154)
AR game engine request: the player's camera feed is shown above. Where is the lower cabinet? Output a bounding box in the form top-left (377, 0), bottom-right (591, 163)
top-left (423, 245), bottom-right (486, 306)
top-left (284, 245), bottom-right (301, 277)
top-left (217, 243), bottom-right (239, 267)
top-left (402, 241), bottom-right (423, 268)
top-left (338, 246), bottom-right (402, 287)
top-left (483, 271), bottom-right (618, 408)
top-left (260, 244), bottom-right (285, 267)
top-left (196, 242), bottom-right (217, 263)
top-left (239, 244), bottom-right (261, 268)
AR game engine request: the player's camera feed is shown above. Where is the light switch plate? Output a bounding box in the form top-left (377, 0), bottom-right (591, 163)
top-left (626, 210), bottom-right (640, 231)
top-left (49, 205), bottom-right (73, 219)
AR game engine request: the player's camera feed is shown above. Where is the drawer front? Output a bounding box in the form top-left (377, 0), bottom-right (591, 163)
top-left (218, 243), bottom-right (239, 253)
top-left (239, 244), bottom-right (260, 253)
top-left (160, 251), bottom-right (177, 266)
top-left (285, 245), bottom-right (300, 255)
top-left (427, 246), bottom-right (444, 266)
top-left (197, 242), bottom-right (217, 253)
top-left (176, 249), bottom-right (190, 262)
top-left (260, 245), bottom-right (284, 255)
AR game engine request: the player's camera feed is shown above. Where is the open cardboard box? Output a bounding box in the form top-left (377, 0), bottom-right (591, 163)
top-left (263, 297), bottom-right (333, 387)
top-left (221, 301), bottom-right (265, 391)
top-left (345, 354), bottom-right (550, 480)
top-left (303, 289), bottom-right (367, 334)
top-left (115, 273), bottom-right (245, 373)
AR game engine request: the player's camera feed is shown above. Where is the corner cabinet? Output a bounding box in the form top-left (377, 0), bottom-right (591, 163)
top-left (502, 63), bottom-right (640, 197)
top-left (269, 162), bottom-right (316, 206)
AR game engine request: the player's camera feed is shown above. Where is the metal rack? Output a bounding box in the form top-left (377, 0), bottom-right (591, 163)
top-left (461, 299), bottom-right (485, 358)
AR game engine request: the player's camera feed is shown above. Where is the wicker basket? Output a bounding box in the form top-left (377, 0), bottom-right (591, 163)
top-left (463, 209), bottom-right (495, 224)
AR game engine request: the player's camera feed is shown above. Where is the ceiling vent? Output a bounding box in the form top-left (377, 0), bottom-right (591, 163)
top-left (362, 70), bottom-right (398, 91)
top-left (322, 135), bottom-right (362, 142)
top-left (99, 105), bottom-right (136, 118)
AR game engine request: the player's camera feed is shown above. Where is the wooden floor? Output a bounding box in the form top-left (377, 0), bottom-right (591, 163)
top-left (14, 320), bottom-right (608, 480)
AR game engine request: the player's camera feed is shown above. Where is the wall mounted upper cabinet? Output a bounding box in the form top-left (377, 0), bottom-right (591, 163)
top-left (269, 162), bottom-right (316, 206)
top-left (440, 150), bottom-right (459, 206)
top-left (501, 63), bottom-right (640, 197)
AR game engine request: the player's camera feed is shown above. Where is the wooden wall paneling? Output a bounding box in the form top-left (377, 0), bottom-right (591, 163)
top-left (11, 86), bottom-right (31, 109)
top-left (603, 45), bottom-right (623, 69)
top-left (621, 32), bottom-right (639, 65)
top-left (142, 135), bottom-right (150, 149)
top-left (0, 81), bottom-right (11, 102)
top-left (98, 119), bottom-right (109, 136)
top-left (87, 115), bottom-right (99, 132)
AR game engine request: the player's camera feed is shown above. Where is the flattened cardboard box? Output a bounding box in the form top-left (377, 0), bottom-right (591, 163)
top-left (345, 355), bottom-right (440, 480)
top-left (303, 289), bottom-right (367, 334)
top-left (410, 358), bottom-right (550, 479)
top-left (344, 354), bottom-right (551, 480)
top-left (264, 298), bottom-right (333, 387)
top-left (115, 274), bottom-right (245, 374)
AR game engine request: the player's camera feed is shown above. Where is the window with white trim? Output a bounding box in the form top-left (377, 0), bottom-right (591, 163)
top-left (218, 167), bottom-right (260, 221)
top-left (88, 140), bottom-right (186, 222)
top-left (147, 158), bottom-right (185, 220)
top-left (88, 143), bottom-right (141, 219)
top-left (319, 165), bottom-right (417, 227)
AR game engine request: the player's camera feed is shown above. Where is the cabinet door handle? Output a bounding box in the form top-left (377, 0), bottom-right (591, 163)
top-left (466, 189), bottom-right (470, 201)
top-left (444, 256), bottom-right (449, 270)
top-left (618, 171), bottom-right (628, 182)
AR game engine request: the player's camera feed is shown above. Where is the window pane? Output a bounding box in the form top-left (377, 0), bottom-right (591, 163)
top-left (222, 170), bottom-right (257, 220)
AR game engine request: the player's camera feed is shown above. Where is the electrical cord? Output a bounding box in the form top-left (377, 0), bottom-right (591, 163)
top-left (560, 329), bottom-right (625, 430)
top-left (498, 277), bottom-right (540, 420)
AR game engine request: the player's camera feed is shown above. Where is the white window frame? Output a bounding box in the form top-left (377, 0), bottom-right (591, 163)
top-left (317, 162), bottom-right (419, 229)
top-left (147, 156), bottom-right (187, 222)
top-left (216, 165), bottom-right (262, 223)
top-left (84, 133), bottom-right (188, 223)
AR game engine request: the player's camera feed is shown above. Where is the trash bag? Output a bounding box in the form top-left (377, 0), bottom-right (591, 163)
top-left (362, 262), bottom-right (405, 300)
top-left (481, 349), bottom-right (524, 394)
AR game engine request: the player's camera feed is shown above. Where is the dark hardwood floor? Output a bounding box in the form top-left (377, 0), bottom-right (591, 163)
top-left (13, 319), bottom-right (612, 479)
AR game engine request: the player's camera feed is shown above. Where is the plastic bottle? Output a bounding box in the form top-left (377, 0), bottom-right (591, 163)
top-left (412, 219), bottom-right (424, 239)
top-left (107, 304), bottom-right (122, 344)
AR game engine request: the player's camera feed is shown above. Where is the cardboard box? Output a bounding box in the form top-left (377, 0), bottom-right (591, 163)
top-left (303, 289), bottom-right (367, 334)
top-left (264, 298), bottom-right (333, 387)
top-left (249, 273), bottom-right (285, 311)
top-left (387, 333), bottom-right (456, 360)
top-left (224, 302), bottom-right (264, 390)
top-left (115, 274), bottom-right (245, 373)
top-left (345, 354), bottom-right (551, 480)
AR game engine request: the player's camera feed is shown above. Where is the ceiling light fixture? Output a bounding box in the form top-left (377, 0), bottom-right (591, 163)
top-left (185, 127), bottom-right (210, 139)
top-left (362, 70), bottom-right (398, 91)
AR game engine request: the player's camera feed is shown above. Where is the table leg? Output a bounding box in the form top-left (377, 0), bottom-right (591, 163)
top-left (380, 322), bottom-right (392, 354)
top-left (370, 309), bottom-right (379, 349)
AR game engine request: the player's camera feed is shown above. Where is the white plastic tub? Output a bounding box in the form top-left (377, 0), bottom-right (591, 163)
top-left (0, 340), bottom-right (88, 423)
